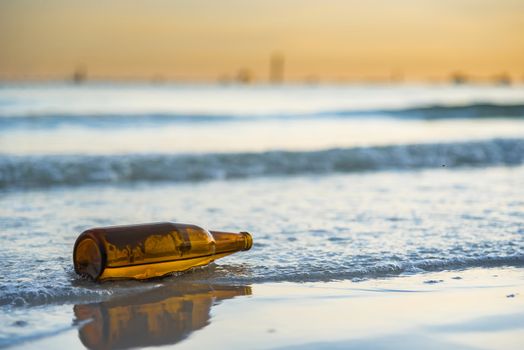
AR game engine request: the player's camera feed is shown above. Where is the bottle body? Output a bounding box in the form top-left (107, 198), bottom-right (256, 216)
top-left (73, 222), bottom-right (252, 281)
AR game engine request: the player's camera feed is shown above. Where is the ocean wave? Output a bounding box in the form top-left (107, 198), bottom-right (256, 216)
top-left (331, 103), bottom-right (524, 119)
top-left (236, 254), bottom-right (524, 283)
top-left (1, 138), bottom-right (523, 189)
top-left (1, 103), bottom-right (524, 129)
top-left (1, 254), bottom-right (522, 308)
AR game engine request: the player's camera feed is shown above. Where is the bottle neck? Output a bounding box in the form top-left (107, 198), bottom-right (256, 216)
top-left (210, 231), bottom-right (253, 254)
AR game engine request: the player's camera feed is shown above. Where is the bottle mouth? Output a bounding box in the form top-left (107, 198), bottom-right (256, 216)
top-left (74, 238), bottom-right (103, 280)
top-left (240, 232), bottom-right (253, 251)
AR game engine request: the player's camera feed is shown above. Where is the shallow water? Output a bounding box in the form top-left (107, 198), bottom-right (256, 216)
top-left (1, 83), bottom-right (524, 347)
top-left (1, 166), bottom-right (523, 308)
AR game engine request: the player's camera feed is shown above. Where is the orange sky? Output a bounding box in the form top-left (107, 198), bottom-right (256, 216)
top-left (1, 0), bottom-right (523, 82)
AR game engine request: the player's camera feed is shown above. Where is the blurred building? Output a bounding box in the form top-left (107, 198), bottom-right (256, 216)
top-left (269, 52), bottom-right (285, 84)
top-left (72, 65), bottom-right (87, 84)
top-left (236, 68), bottom-right (253, 84)
top-left (450, 71), bottom-right (468, 85)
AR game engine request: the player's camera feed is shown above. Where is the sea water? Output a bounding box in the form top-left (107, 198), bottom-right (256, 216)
top-left (1, 83), bottom-right (523, 346)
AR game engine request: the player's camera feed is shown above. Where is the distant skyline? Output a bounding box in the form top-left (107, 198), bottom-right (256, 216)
top-left (1, 0), bottom-right (523, 82)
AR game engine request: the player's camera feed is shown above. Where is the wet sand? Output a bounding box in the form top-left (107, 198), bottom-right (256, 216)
top-left (7, 267), bottom-right (523, 350)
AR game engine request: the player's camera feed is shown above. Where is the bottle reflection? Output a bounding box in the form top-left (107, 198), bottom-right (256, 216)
top-left (74, 283), bottom-right (251, 349)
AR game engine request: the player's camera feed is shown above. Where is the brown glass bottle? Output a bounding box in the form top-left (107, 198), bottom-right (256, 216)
top-left (73, 222), bottom-right (253, 281)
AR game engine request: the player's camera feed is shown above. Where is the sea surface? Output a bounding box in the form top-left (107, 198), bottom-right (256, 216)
top-left (1, 83), bottom-right (524, 347)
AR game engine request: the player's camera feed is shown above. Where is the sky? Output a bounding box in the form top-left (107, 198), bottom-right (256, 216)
top-left (1, 0), bottom-right (523, 82)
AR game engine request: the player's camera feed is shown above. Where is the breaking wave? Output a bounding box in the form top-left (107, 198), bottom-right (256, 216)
top-left (1, 103), bottom-right (524, 129)
top-left (1, 138), bottom-right (523, 189)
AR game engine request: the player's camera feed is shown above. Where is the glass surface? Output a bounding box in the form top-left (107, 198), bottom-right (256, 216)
top-left (73, 222), bottom-right (252, 281)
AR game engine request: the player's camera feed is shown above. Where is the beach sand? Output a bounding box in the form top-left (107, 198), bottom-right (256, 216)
top-left (7, 267), bottom-right (523, 350)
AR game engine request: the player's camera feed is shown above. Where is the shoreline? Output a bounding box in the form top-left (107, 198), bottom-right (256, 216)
top-left (5, 267), bottom-right (523, 350)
